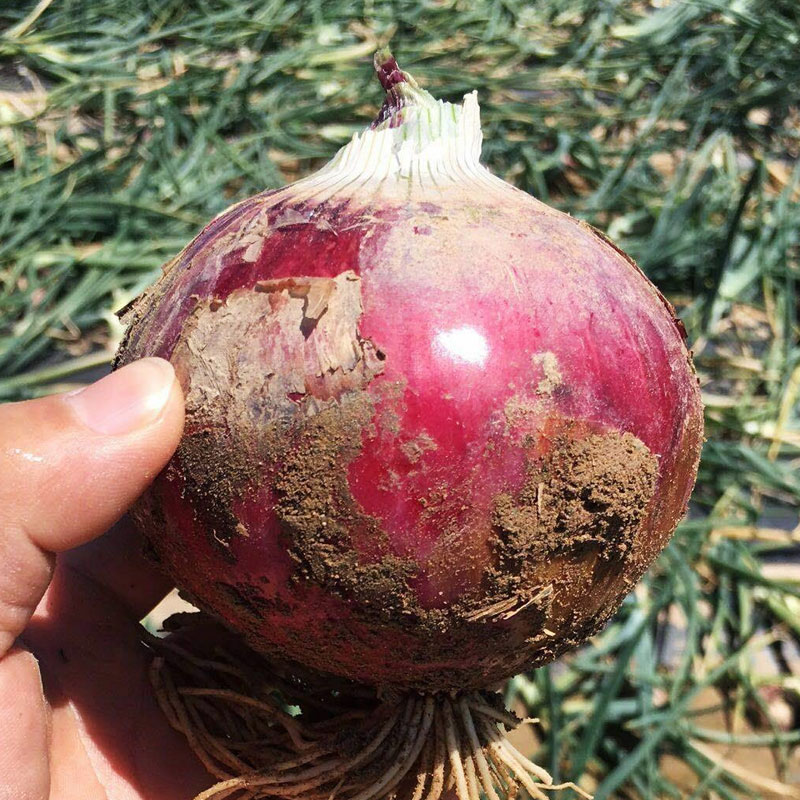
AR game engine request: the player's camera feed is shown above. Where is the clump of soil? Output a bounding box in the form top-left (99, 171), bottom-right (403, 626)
top-left (490, 431), bottom-right (659, 597)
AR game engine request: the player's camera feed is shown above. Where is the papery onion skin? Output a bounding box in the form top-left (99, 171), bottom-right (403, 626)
top-left (118, 60), bottom-right (703, 692)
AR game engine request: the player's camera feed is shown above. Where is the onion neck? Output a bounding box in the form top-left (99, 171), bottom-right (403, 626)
top-left (370, 49), bottom-right (438, 129)
top-left (290, 50), bottom-right (517, 203)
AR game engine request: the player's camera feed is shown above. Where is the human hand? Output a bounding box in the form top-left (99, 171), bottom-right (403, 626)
top-left (0, 358), bottom-right (210, 800)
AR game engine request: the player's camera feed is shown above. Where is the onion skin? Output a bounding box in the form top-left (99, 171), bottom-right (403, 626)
top-left (118, 64), bottom-right (703, 691)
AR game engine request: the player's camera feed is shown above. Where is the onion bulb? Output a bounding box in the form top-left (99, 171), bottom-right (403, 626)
top-left (118, 51), bottom-right (703, 800)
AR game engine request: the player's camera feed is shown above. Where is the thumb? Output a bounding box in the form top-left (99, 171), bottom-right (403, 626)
top-left (0, 358), bottom-right (184, 657)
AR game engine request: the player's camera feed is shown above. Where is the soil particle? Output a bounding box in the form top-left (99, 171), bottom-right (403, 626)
top-left (399, 431), bottom-right (437, 463)
top-left (216, 581), bottom-right (269, 618)
top-left (173, 426), bottom-right (258, 559)
top-left (533, 351), bottom-right (562, 396)
top-left (503, 395), bottom-right (541, 431)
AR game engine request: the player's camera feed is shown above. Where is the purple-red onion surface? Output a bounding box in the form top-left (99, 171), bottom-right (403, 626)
top-left (118, 54), bottom-right (703, 693)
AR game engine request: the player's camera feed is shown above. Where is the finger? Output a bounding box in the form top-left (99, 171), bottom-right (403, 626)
top-left (0, 358), bottom-right (183, 549)
top-left (58, 517), bottom-right (175, 622)
top-left (0, 647), bottom-right (49, 800)
top-left (0, 358), bottom-right (184, 657)
top-left (26, 565), bottom-right (211, 799)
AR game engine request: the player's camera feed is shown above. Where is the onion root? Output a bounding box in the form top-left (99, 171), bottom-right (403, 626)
top-left (144, 613), bottom-right (592, 800)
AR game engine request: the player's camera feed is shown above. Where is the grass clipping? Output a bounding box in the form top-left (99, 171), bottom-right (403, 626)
top-left (145, 613), bottom-right (591, 800)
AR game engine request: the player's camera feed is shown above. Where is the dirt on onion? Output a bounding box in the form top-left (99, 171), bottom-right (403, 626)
top-left (119, 50), bottom-right (703, 800)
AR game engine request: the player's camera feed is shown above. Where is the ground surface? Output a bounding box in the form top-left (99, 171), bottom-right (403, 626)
top-left (1, 1), bottom-right (799, 797)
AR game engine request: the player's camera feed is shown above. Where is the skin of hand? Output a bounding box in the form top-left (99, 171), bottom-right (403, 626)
top-left (0, 358), bottom-right (211, 800)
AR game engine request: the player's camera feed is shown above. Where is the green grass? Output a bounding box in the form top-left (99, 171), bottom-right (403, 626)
top-left (2, 0), bottom-right (799, 796)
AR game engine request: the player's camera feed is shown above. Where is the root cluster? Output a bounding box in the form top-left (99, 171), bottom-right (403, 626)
top-left (145, 613), bottom-right (590, 800)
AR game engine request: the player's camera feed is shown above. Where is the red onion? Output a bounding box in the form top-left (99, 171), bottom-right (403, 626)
top-left (119, 52), bottom-right (703, 800)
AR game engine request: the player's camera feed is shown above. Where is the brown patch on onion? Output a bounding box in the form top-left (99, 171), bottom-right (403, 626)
top-left (491, 431), bottom-right (658, 573)
top-left (165, 270), bottom-right (386, 557)
top-left (533, 351), bottom-right (563, 397)
top-left (173, 269), bottom-right (384, 416)
top-left (273, 393), bottom-right (421, 619)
